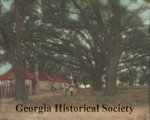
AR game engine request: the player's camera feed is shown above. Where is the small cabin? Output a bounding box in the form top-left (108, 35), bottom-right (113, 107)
top-left (0, 69), bottom-right (34, 98)
top-left (39, 72), bottom-right (71, 91)
top-left (0, 69), bottom-right (71, 98)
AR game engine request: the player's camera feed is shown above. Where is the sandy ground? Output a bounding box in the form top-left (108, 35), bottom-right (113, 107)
top-left (0, 89), bottom-right (149, 120)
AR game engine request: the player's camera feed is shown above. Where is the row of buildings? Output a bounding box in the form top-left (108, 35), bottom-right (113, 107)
top-left (0, 69), bottom-right (71, 98)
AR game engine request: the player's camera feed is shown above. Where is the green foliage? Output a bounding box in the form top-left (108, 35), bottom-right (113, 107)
top-left (118, 68), bottom-right (138, 86)
top-left (139, 67), bottom-right (149, 85)
top-left (118, 71), bottom-right (129, 85)
top-left (0, 0), bottom-right (149, 93)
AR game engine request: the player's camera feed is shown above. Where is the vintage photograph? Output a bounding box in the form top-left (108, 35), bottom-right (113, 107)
top-left (0, 0), bottom-right (149, 120)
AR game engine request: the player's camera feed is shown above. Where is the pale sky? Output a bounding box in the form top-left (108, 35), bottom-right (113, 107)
top-left (0, 63), bottom-right (12, 75)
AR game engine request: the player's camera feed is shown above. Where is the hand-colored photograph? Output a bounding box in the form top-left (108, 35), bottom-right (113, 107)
top-left (0, 0), bottom-right (149, 120)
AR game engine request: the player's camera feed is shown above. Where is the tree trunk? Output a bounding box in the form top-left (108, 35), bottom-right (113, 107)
top-left (105, 47), bottom-right (121, 95)
top-left (104, 0), bottom-right (121, 95)
top-left (105, 58), bottom-right (118, 95)
top-left (90, 70), bottom-right (103, 91)
top-left (92, 79), bottom-right (103, 91)
top-left (129, 80), bottom-right (134, 86)
top-left (14, 0), bottom-right (27, 101)
top-left (14, 62), bottom-right (27, 101)
top-left (34, 61), bottom-right (40, 94)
